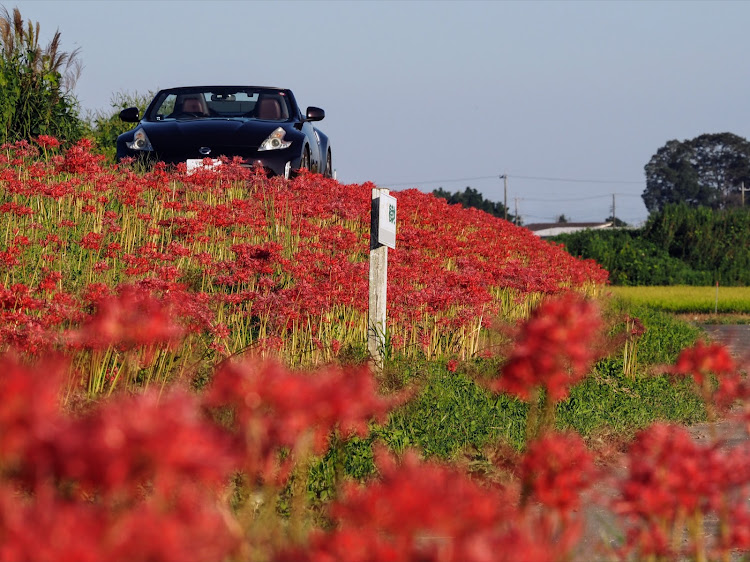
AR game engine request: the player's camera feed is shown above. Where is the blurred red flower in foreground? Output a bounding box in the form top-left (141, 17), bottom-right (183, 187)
top-left (520, 431), bottom-right (596, 515)
top-left (278, 446), bottom-right (585, 562)
top-left (0, 354), bottom-right (240, 562)
top-left (204, 359), bottom-right (410, 482)
top-left (615, 422), bottom-right (750, 560)
top-left (491, 292), bottom-right (603, 402)
top-left (672, 340), bottom-right (736, 387)
top-left (66, 285), bottom-right (184, 350)
top-left (670, 340), bottom-right (748, 414)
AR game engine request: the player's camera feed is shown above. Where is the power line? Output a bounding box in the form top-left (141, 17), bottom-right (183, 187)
top-left (521, 193), bottom-right (641, 203)
top-left (379, 172), bottom-right (644, 188)
top-left (380, 175), bottom-right (497, 187)
top-left (510, 174), bottom-right (643, 185)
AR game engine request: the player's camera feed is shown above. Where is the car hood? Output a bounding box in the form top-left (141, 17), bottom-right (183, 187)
top-left (140, 118), bottom-right (294, 159)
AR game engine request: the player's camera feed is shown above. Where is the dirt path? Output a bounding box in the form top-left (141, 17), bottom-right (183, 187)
top-left (575, 325), bottom-right (750, 560)
top-left (701, 324), bottom-right (750, 360)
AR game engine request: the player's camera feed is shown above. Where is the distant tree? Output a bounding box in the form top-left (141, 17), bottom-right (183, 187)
top-left (556, 214), bottom-right (569, 223)
top-left (432, 186), bottom-right (516, 223)
top-left (643, 132), bottom-right (750, 214)
top-left (604, 215), bottom-right (628, 227)
top-left (89, 90), bottom-right (153, 161)
top-left (0, 6), bottom-right (85, 144)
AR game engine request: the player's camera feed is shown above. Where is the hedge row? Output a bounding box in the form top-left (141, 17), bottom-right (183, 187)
top-left (551, 204), bottom-right (750, 286)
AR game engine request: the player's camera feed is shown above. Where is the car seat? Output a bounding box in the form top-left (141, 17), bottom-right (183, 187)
top-left (180, 95), bottom-right (208, 115)
top-left (255, 97), bottom-right (282, 120)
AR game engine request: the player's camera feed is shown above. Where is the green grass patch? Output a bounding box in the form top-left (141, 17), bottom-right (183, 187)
top-left (382, 369), bottom-right (529, 456)
top-left (605, 299), bottom-right (705, 364)
top-left (305, 297), bottom-right (708, 502)
top-left (558, 359), bottom-right (706, 436)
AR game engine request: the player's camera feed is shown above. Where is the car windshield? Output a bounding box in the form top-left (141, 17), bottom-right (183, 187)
top-left (146, 88), bottom-right (292, 121)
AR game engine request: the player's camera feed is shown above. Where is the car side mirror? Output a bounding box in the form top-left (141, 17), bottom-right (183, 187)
top-left (305, 106), bottom-right (325, 122)
top-left (119, 107), bottom-right (140, 123)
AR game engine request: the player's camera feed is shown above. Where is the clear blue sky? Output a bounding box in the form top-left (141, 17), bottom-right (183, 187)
top-left (8, 0), bottom-right (750, 226)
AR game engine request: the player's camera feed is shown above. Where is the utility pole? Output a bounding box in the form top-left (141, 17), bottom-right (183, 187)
top-left (742, 181), bottom-right (750, 206)
top-left (612, 193), bottom-right (616, 228)
top-left (500, 174), bottom-right (508, 221)
top-left (514, 197), bottom-right (519, 226)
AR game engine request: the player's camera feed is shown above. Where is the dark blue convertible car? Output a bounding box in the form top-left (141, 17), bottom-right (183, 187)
top-left (116, 86), bottom-right (332, 178)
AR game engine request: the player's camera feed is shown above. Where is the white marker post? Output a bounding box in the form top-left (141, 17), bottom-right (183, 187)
top-left (368, 188), bottom-right (397, 373)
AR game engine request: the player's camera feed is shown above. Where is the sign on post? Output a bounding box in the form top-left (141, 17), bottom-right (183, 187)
top-left (368, 188), bottom-right (397, 372)
top-left (377, 193), bottom-right (397, 249)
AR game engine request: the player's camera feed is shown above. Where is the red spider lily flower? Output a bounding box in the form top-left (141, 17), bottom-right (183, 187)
top-left (81, 282), bottom-right (113, 304)
top-left (0, 379), bottom-right (241, 562)
top-left (0, 202), bottom-right (33, 217)
top-left (52, 390), bottom-right (238, 498)
top-left (37, 270), bottom-right (62, 292)
top-left (104, 242), bottom-right (122, 258)
top-left (80, 231), bottom-right (105, 251)
top-left (671, 340), bottom-right (736, 387)
top-left (624, 315), bottom-right (646, 338)
top-left (0, 353), bottom-right (66, 470)
top-left (34, 134), bottom-right (61, 149)
top-left (725, 503), bottom-right (750, 551)
top-left (0, 246), bottom-right (21, 268)
top-left (278, 448), bottom-right (582, 562)
top-left (490, 293), bottom-right (603, 402)
top-left (92, 261), bottom-right (110, 273)
top-left (204, 360), bottom-right (410, 482)
top-left (674, 340), bottom-right (736, 380)
top-left (616, 423), bottom-right (716, 520)
top-left (669, 340), bottom-right (747, 415)
top-left (330, 338), bottom-right (341, 355)
top-left (611, 422), bottom-right (750, 559)
top-left (520, 431), bottom-right (596, 515)
top-left (57, 138), bottom-right (106, 175)
top-left (66, 285), bottom-right (184, 350)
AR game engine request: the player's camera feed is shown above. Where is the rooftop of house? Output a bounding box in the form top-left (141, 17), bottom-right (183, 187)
top-left (524, 222), bottom-right (613, 237)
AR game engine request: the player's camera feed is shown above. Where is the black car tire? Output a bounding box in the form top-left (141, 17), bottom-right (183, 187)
top-left (324, 150), bottom-right (333, 178)
top-left (300, 146), bottom-right (311, 172)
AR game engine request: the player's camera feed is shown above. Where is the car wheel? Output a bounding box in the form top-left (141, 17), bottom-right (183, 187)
top-left (324, 150), bottom-right (333, 178)
top-left (299, 146), bottom-right (311, 172)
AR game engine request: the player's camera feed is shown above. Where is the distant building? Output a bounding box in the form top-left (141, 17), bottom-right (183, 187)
top-left (524, 222), bottom-right (613, 237)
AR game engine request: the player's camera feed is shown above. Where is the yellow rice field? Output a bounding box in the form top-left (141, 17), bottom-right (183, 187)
top-left (607, 285), bottom-right (750, 314)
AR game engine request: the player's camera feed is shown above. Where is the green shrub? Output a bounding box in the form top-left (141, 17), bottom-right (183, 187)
top-left (553, 229), bottom-right (709, 285)
top-left (643, 203), bottom-right (750, 285)
top-left (88, 90), bottom-right (153, 161)
top-left (551, 205), bottom-right (750, 286)
top-left (0, 7), bottom-right (86, 144)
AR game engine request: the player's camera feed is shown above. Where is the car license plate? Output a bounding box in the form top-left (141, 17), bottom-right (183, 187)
top-left (186, 159), bottom-right (221, 174)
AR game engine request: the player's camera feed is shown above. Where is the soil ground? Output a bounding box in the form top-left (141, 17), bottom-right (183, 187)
top-left (575, 324), bottom-right (750, 561)
top-left (700, 324), bottom-right (750, 359)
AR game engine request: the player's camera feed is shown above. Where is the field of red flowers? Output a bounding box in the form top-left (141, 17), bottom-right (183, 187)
top-left (0, 137), bottom-right (607, 392)
top-left (1, 138), bottom-right (749, 561)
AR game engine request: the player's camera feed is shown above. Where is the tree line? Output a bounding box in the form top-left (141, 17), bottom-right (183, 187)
top-left (432, 187), bottom-right (516, 224)
top-left (550, 204), bottom-right (750, 286)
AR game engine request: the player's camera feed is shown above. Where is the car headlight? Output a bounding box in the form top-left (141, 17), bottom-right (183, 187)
top-left (258, 127), bottom-right (291, 151)
top-left (126, 128), bottom-right (154, 151)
